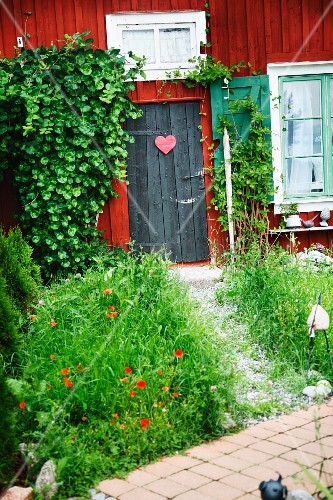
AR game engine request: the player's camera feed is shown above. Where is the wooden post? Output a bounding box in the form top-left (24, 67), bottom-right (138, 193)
top-left (223, 127), bottom-right (235, 252)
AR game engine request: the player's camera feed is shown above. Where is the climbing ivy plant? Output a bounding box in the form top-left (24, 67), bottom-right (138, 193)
top-left (211, 98), bottom-right (274, 253)
top-left (0, 32), bottom-right (144, 277)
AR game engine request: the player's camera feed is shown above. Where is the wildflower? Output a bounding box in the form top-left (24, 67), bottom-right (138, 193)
top-left (63, 377), bottom-right (73, 388)
top-left (82, 416), bottom-right (87, 421)
top-left (162, 386), bottom-right (169, 392)
top-left (61, 368), bottom-right (70, 375)
top-left (129, 390), bottom-right (136, 398)
top-left (136, 380), bottom-right (147, 389)
top-left (172, 392), bottom-right (178, 398)
top-left (174, 349), bottom-right (183, 358)
top-left (30, 315), bottom-right (37, 320)
top-left (153, 403), bottom-right (158, 408)
top-left (210, 385), bottom-right (217, 391)
top-left (140, 418), bottom-right (150, 430)
top-left (47, 385), bottom-right (52, 390)
top-left (157, 369), bottom-right (163, 376)
top-left (108, 305), bottom-right (115, 311)
top-left (268, 380), bottom-right (273, 387)
top-left (124, 367), bottom-right (132, 374)
top-left (119, 424), bottom-right (125, 430)
top-left (38, 300), bottom-right (44, 305)
top-left (103, 288), bottom-right (112, 295)
top-left (120, 377), bottom-right (129, 383)
top-left (106, 311), bottom-right (118, 318)
top-left (50, 354), bottom-right (55, 360)
top-left (159, 401), bottom-right (165, 407)
top-left (19, 401), bottom-right (26, 410)
top-left (50, 319), bottom-right (57, 327)
top-left (112, 413), bottom-right (118, 419)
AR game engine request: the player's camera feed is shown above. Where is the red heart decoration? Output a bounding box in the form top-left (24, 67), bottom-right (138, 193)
top-left (155, 135), bottom-right (177, 155)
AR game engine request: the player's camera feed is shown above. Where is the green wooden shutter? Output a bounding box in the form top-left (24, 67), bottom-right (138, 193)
top-left (210, 75), bottom-right (271, 169)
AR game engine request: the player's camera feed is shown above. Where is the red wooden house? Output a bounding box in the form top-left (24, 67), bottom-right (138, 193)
top-left (1, 0), bottom-right (333, 260)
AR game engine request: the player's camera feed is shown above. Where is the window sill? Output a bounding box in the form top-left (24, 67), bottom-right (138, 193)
top-left (269, 226), bottom-right (333, 234)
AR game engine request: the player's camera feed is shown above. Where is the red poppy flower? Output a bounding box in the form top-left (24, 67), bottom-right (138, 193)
top-left (30, 315), bottom-right (37, 320)
top-left (47, 384), bottom-right (52, 390)
top-left (50, 319), bottom-right (57, 327)
top-left (159, 401), bottom-right (165, 407)
top-left (50, 354), bottom-right (55, 360)
top-left (63, 377), bottom-right (73, 388)
top-left (119, 424), bottom-right (125, 430)
top-left (136, 380), bottom-right (147, 389)
top-left (61, 368), bottom-right (70, 375)
top-left (129, 390), bottom-right (136, 398)
top-left (106, 311), bottom-right (118, 318)
top-left (120, 377), bottom-right (129, 383)
top-left (19, 401), bottom-right (26, 410)
top-left (162, 386), bottom-right (169, 392)
top-left (157, 369), bottom-right (163, 376)
top-left (124, 367), bottom-right (132, 374)
top-left (82, 416), bottom-right (87, 421)
top-left (112, 413), bottom-right (118, 418)
top-left (108, 305), bottom-right (115, 311)
top-left (172, 392), bottom-right (178, 398)
top-left (103, 288), bottom-right (112, 295)
top-left (140, 418), bottom-right (150, 430)
top-left (175, 349), bottom-right (183, 358)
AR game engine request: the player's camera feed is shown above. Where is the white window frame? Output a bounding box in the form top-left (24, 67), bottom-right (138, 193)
top-left (268, 61), bottom-right (333, 214)
top-left (105, 11), bottom-right (206, 81)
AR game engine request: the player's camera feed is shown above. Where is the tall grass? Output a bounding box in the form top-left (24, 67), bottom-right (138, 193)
top-left (217, 246), bottom-right (333, 379)
top-left (13, 253), bottom-right (236, 497)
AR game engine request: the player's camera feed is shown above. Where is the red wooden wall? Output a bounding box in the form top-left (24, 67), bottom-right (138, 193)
top-left (1, 0), bottom-right (333, 255)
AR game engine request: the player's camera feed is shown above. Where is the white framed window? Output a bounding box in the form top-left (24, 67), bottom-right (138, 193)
top-left (106, 11), bottom-right (206, 81)
top-left (268, 61), bottom-right (333, 213)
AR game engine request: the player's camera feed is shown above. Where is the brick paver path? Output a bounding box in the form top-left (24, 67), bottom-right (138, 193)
top-left (98, 398), bottom-right (333, 499)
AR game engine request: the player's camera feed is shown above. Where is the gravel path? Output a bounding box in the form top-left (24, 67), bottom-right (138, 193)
top-left (172, 265), bottom-right (309, 425)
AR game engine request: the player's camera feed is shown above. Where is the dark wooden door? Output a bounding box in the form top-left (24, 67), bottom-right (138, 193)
top-left (126, 102), bottom-right (209, 262)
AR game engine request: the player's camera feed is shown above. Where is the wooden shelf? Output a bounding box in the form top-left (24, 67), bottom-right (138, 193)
top-left (269, 226), bottom-right (333, 234)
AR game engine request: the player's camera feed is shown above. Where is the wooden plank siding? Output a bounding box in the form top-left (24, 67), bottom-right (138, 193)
top-left (1, 0), bottom-right (333, 256)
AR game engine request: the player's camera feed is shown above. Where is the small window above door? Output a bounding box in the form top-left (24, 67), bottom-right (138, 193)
top-left (105, 11), bottom-right (206, 80)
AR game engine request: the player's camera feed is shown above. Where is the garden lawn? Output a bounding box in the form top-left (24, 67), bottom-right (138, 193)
top-left (12, 253), bottom-right (236, 498)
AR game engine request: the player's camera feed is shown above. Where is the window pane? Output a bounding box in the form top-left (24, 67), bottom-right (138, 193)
top-left (286, 157), bottom-right (324, 195)
top-left (159, 28), bottom-right (191, 63)
top-left (283, 80), bottom-right (321, 118)
top-left (122, 29), bottom-right (155, 63)
top-left (284, 119), bottom-right (322, 156)
top-left (330, 80), bottom-right (333, 114)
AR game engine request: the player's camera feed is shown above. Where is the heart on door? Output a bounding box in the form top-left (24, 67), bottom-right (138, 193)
top-left (155, 135), bottom-right (177, 155)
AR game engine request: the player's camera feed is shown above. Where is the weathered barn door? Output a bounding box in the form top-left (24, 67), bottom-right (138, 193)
top-left (126, 102), bottom-right (209, 262)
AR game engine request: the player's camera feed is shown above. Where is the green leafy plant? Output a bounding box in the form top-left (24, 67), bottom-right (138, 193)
top-left (211, 97), bottom-right (274, 253)
top-left (280, 202), bottom-right (299, 218)
top-left (0, 32), bottom-right (144, 278)
top-left (14, 252), bottom-right (236, 497)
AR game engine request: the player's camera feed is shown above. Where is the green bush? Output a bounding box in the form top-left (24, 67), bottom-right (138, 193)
top-left (15, 253), bottom-right (236, 497)
top-left (0, 273), bottom-right (19, 362)
top-left (0, 366), bottom-right (18, 490)
top-left (217, 245), bottom-right (333, 379)
top-left (0, 227), bottom-right (41, 312)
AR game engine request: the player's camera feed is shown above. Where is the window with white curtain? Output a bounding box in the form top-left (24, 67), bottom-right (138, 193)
top-left (268, 62), bottom-right (333, 213)
top-left (106, 12), bottom-right (206, 80)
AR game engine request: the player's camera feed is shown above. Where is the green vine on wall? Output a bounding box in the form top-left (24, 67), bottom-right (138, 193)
top-left (0, 32), bottom-right (144, 278)
top-left (211, 97), bottom-right (274, 253)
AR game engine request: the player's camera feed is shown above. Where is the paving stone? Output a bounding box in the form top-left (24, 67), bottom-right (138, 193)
top-left (268, 433), bottom-right (308, 448)
top-left (280, 449), bottom-right (322, 468)
top-left (189, 463), bottom-right (233, 480)
top-left (301, 422), bottom-right (333, 437)
top-left (98, 479), bottom-right (135, 497)
top-left (220, 472), bottom-right (260, 493)
top-left (284, 427), bottom-right (317, 442)
top-left (144, 461), bottom-right (180, 477)
top-left (279, 414), bottom-right (311, 428)
top-left (187, 444), bottom-right (223, 460)
top-left (211, 440), bottom-right (243, 454)
top-left (126, 469), bottom-right (158, 486)
top-left (119, 487), bottom-right (166, 500)
top-left (173, 491), bottom-right (212, 500)
top-left (243, 426), bottom-right (278, 439)
top-left (263, 457), bottom-right (304, 476)
top-left (259, 420), bottom-right (293, 433)
top-left (313, 457), bottom-right (333, 474)
top-left (221, 433), bottom-right (259, 447)
top-left (211, 455), bottom-right (252, 472)
top-left (298, 441), bottom-right (333, 459)
top-left (162, 455), bottom-right (202, 470)
top-left (242, 465), bottom-right (283, 482)
top-left (228, 447), bottom-right (273, 464)
top-left (249, 440), bottom-right (291, 456)
top-left (146, 478), bottom-right (190, 497)
top-left (197, 480), bottom-right (243, 499)
top-left (168, 470), bottom-right (211, 488)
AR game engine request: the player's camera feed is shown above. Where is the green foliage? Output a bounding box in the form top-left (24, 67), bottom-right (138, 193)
top-left (183, 56), bottom-right (247, 87)
top-left (0, 273), bottom-right (19, 362)
top-left (15, 253), bottom-right (236, 497)
top-left (217, 245), bottom-right (333, 380)
top-left (211, 98), bottom-right (274, 253)
top-left (0, 32), bottom-right (144, 277)
top-left (0, 365), bottom-right (18, 489)
top-left (0, 227), bottom-right (41, 312)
